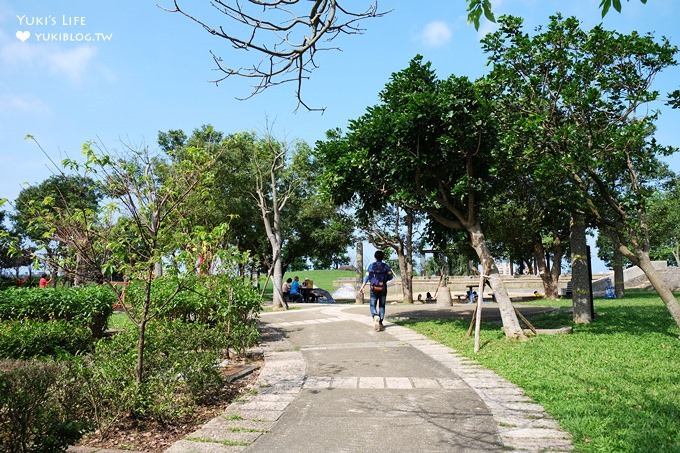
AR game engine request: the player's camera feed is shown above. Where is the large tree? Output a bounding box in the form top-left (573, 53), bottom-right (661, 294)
top-left (316, 56), bottom-right (527, 339)
top-left (647, 177), bottom-right (680, 266)
top-left (481, 195), bottom-right (570, 298)
top-left (11, 171), bottom-right (102, 285)
top-left (482, 14), bottom-right (680, 327)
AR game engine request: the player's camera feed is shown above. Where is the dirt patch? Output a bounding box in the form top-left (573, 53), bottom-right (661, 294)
top-left (74, 357), bottom-right (262, 453)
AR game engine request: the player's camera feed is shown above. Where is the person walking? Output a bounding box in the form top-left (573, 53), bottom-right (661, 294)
top-left (359, 250), bottom-right (393, 331)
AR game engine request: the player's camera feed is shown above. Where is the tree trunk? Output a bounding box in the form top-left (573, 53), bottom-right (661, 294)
top-left (571, 215), bottom-right (592, 324)
top-left (613, 248), bottom-right (625, 299)
top-left (532, 240), bottom-right (561, 298)
top-left (74, 252), bottom-right (83, 286)
top-left (403, 210), bottom-right (414, 303)
top-left (623, 248), bottom-right (680, 329)
top-left (355, 241), bottom-right (364, 304)
top-left (271, 256), bottom-right (285, 309)
top-left (468, 223), bottom-right (527, 340)
top-left (136, 318), bottom-right (147, 384)
top-left (136, 275), bottom-right (153, 384)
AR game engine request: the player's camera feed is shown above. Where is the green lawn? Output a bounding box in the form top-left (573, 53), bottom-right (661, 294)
top-left (260, 269), bottom-right (358, 301)
top-left (401, 291), bottom-right (680, 452)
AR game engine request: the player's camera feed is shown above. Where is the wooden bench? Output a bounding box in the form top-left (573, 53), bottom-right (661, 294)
top-left (559, 281), bottom-right (573, 298)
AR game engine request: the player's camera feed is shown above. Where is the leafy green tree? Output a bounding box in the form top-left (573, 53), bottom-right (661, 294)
top-left (482, 15), bottom-right (680, 327)
top-left (647, 177), bottom-right (680, 266)
top-left (159, 126), bottom-right (265, 275)
top-left (158, 125), bottom-right (352, 282)
top-left (466, 0), bottom-right (649, 29)
top-left (11, 171), bottom-right (102, 285)
top-left (481, 176), bottom-right (571, 297)
top-left (279, 139), bottom-right (354, 275)
top-left (316, 56), bottom-right (527, 339)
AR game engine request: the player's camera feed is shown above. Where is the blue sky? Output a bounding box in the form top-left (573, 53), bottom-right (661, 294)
top-left (1, 0), bottom-right (679, 272)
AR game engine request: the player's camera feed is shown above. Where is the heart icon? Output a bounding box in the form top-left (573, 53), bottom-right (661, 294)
top-left (16, 30), bottom-right (30, 42)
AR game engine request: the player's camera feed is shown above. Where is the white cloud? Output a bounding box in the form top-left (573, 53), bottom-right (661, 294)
top-left (420, 21), bottom-right (452, 48)
top-left (47, 45), bottom-right (98, 81)
top-left (0, 30), bottom-right (98, 82)
top-left (0, 94), bottom-right (50, 113)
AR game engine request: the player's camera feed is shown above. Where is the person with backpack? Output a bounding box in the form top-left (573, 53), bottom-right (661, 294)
top-left (359, 250), bottom-right (394, 331)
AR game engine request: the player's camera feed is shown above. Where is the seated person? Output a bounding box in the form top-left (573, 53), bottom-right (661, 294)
top-left (289, 276), bottom-right (302, 303)
top-left (283, 278), bottom-right (292, 301)
top-left (302, 279), bottom-right (317, 303)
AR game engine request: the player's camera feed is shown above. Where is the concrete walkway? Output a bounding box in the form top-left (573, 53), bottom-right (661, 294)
top-left (166, 303), bottom-right (572, 452)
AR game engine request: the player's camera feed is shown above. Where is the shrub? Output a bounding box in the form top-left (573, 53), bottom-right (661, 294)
top-left (0, 359), bottom-right (88, 452)
top-left (78, 319), bottom-right (229, 434)
top-left (0, 319), bottom-right (93, 359)
top-left (0, 285), bottom-right (114, 337)
top-left (162, 275), bottom-right (262, 357)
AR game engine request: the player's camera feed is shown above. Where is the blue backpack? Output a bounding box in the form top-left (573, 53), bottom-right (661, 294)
top-left (369, 261), bottom-right (389, 293)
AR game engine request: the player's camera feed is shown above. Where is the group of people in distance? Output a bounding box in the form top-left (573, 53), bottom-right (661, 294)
top-left (282, 276), bottom-right (316, 305)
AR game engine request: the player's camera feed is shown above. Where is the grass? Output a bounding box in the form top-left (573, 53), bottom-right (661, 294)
top-left (259, 269), bottom-right (358, 301)
top-left (108, 311), bottom-right (134, 330)
top-left (400, 290), bottom-right (680, 453)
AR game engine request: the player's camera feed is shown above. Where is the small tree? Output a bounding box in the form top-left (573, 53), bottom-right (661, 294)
top-left (28, 140), bottom-right (224, 384)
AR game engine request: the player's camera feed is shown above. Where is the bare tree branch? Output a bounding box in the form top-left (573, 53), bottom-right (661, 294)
top-left (159, 0), bottom-right (389, 111)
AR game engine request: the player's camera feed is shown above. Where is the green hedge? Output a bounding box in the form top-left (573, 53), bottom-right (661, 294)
top-left (0, 285), bottom-right (114, 337)
top-left (161, 275), bottom-right (262, 357)
top-left (0, 320), bottom-right (93, 359)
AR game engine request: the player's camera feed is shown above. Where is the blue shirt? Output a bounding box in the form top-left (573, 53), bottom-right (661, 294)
top-left (291, 280), bottom-right (301, 295)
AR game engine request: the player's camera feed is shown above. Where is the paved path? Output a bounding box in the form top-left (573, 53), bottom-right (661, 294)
top-left (166, 303), bottom-right (572, 452)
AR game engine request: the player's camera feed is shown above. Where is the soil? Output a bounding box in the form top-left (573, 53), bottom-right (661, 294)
top-left (75, 357), bottom-right (263, 453)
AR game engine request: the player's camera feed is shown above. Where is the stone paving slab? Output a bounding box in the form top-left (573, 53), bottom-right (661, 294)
top-left (163, 304), bottom-right (572, 452)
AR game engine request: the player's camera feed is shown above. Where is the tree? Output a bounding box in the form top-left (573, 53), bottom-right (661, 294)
top-left (249, 134), bottom-right (305, 309)
top-left (11, 170), bottom-right (102, 285)
top-left (364, 203), bottom-right (421, 303)
top-left (482, 15), bottom-right (680, 327)
top-left (32, 141), bottom-right (225, 384)
top-left (159, 126), bottom-right (266, 277)
top-left (647, 177), bottom-right (680, 266)
top-left (316, 56), bottom-right (527, 339)
top-left (466, 0), bottom-right (649, 29)
top-left (160, 126), bottom-right (353, 277)
top-left (597, 231), bottom-right (627, 298)
top-left (481, 196), bottom-right (570, 297)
